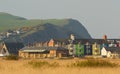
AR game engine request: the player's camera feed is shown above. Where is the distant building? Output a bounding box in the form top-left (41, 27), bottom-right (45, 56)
top-left (19, 47), bottom-right (68, 58)
top-left (101, 47), bottom-right (120, 58)
top-left (92, 42), bottom-right (100, 55)
top-left (75, 43), bottom-right (84, 56)
top-left (84, 43), bottom-right (92, 55)
top-left (0, 42), bottom-right (24, 56)
top-left (48, 39), bottom-right (54, 47)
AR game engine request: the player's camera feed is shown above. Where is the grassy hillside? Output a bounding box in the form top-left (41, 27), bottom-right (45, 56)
top-left (0, 12), bottom-right (91, 43)
top-left (0, 12), bottom-right (69, 32)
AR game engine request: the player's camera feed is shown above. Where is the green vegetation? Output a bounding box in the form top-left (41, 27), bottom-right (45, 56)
top-left (0, 12), bottom-right (69, 32)
top-left (68, 59), bottom-right (118, 68)
top-left (26, 59), bottom-right (119, 69)
top-left (0, 12), bottom-right (91, 42)
top-left (28, 60), bottom-right (59, 68)
top-left (5, 54), bottom-right (19, 60)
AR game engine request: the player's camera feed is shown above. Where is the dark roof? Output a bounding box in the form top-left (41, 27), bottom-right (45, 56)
top-left (4, 42), bottom-right (24, 55)
top-left (54, 39), bottom-right (120, 44)
top-left (74, 39), bottom-right (109, 44)
top-left (20, 46), bottom-right (68, 52)
top-left (54, 39), bottom-right (109, 44)
top-left (53, 38), bottom-right (70, 44)
top-left (105, 47), bottom-right (120, 53)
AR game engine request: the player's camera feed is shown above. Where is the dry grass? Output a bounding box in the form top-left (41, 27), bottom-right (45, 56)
top-left (0, 58), bottom-right (120, 74)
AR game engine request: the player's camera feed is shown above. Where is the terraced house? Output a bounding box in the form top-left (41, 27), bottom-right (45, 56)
top-left (0, 34), bottom-right (119, 58)
top-left (18, 35), bottom-right (120, 58)
top-left (19, 39), bottom-right (69, 58)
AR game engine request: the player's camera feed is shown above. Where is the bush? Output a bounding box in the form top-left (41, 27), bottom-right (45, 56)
top-left (49, 62), bottom-right (59, 67)
top-left (5, 54), bottom-right (19, 60)
top-left (28, 60), bottom-right (59, 68)
top-left (69, 59), bottom-right (118, 68)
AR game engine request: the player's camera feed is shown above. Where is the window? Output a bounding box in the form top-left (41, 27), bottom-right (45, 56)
top-left (70, 50), bottom-right (73, 52)
top-left (79, 50), bottom-right (81, 52)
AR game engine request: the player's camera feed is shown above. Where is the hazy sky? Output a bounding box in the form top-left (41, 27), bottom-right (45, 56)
top-left (0, 0), bottom-right (120, 38)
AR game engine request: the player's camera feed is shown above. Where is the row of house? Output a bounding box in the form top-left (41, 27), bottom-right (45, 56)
top-left (1, 35), bottom-right (120, 59)
top-left (0, 28), bottom-right (27, 41)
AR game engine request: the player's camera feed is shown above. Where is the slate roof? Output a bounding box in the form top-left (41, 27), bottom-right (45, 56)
top-left (4, 42), bottom-right (24, 55)
top-left (20, 46), bottom-right (68, 52)
top-left (53, 39), bottom-right (107, 44)
top-left (54, 39), bottom-right (120, 45)
top-left (53, 38), bottom-right (70, 44)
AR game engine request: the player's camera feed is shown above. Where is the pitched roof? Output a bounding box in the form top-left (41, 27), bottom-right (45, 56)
top-left (0, 44), bottom-right (3, 53)
top-left (53, 39), bottom-right (109, 44)
top-left (20, 46), bottom-right (68, 52)
top-left (4, 42), bottom-right (24, 55)
top-left (53, 38), bottom-right (70, 44)
top-left (74, 39), bottom-right (110, 44)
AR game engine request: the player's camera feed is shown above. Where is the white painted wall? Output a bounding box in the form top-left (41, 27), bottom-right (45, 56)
top-left (101, 47), bottom-right (107, 56)
top-left (107, 51), bottom-right (111, 58)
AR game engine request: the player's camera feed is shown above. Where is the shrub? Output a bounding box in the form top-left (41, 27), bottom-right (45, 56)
top-left (69, 59), bottom-right (118, 68)
top-left (49, 62), bottom-right (59, 67)
top-left (28, 60), bottom-right (59, 68)
top-left (5, 54), bottom-right (19, 60)
top-left (28, 60), bottom-right (49, 68)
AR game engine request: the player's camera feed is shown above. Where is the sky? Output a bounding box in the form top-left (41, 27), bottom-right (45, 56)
top-left (0, 0), bottom-right (120, 38)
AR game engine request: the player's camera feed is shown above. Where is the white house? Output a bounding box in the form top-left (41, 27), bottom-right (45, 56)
top-left (101, 47), bottom-right (107, 57)
top-left (101, 47), bottom-right (120, 58)
top-left (0, 42), bottom-right (24, 56)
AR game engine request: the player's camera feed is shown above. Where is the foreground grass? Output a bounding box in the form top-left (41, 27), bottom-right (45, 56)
top-left (26, 59), bottom-right (119, 68)
top-left (4, 55), bottom-right (19, 60)
top-left (68, 59), bottom-right (118, 68)
top-left (0, 59), bottom-right (120, 74)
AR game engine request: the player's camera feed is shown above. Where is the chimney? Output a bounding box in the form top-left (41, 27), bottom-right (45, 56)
top-left (103, 35), bottom-right (107, 40)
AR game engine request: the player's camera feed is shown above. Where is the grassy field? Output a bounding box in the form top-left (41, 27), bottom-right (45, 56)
top-left (0, 58), bottom-right (120, 74)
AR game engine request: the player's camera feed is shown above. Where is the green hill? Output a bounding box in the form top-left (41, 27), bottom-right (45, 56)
top-left (0, 12), bottom-right (69, 32)
top-left (0, 12), bottom-right (91, 43)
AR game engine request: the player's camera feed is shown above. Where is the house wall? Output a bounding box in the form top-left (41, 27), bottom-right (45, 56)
top-left (49, 50), bottom-right (56, 57)
top-left (92, 44), bottom-right (100, 55)
top-left (56, 50), bottom-right (68, 57)
top-left (84, 45), bottom-right (92, 55)
top-left (107, 51), bottom-right (111, 58)
top-left (1, 44), bottom-right (9, 56)
top-left (19, 51), bottom-right (49, 58)
top-left (75, 44), bottom-right (84, 56)
top-left (19, 49), bottom-right (68, 59)
top-left (101, 47), bottom-right (107, 57)
top-left (67, 44), bottom-right (75, 56)
top-left (48, 39), bottom-right (54, 47)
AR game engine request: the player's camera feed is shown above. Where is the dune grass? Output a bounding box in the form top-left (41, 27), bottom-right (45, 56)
top-left (0, 59), bottom-right (120, 74)
top-left (5, 54), bottom-right (19, 60)
top-left (68, 59), bottom-right (118, 68)
top-left (27, 60), bottom-right (59, 68)
top-left (26, 59), bottom-right (119, 69)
